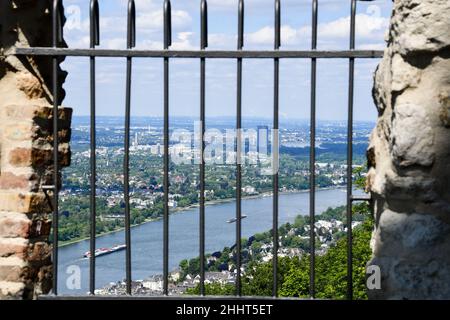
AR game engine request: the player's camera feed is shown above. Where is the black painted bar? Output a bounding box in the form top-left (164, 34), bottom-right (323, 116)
top-left (235, 0), bottom-right (244, 297)
top-left (51, 0), bottom-right (63, 296)
top-left (89, 0), bottom-right (100, 295)
top-left (309, 0), bottom-right (318, 300)
top-left (124, 0), bottom-right (136, 295)
top-left (346, 0), bottom-right (357, 301)
top-left (199, 0), bottom-right (207, 297)
top-left (163, 0), bottom-right (172, 296)
top-left (272, 0), bottom-right (280, 298)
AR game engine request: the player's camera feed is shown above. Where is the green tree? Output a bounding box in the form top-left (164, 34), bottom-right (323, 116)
top-left (242, 256), bottom-right (302, 296)
top-left (280, 219), bottom-right (373, 299)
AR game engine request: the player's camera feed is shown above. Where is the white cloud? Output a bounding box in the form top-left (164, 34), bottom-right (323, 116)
top-left (244, 13), bottom-right (388, 48)
top-left (63, 3), bottom-right (192, 49)
top-left (116, 0), bottom-right (160, 12)
top-left (138, 32), bottom-right (196, 50)
top-left (358, 43), bottom-right (386, 50)
top-left (207, 0), bottom-right (238, 9)
top-left (246, 26), bottom-right (273, 45)
top-left (66, 35), bottom-right (90, 48)
top-left (171, 32), bottom-right (196, 50)
top-left (246, 25), bottom-right (302, 46)
top-left (208, 33), bottom-right (236, 49)
top-left (137, 9), bottom-right (192, 31)
top-left (87, 9), bottom-right (191, 34)
top-left (137, 40), bottom-right (163, 50)
top-left (206, 0), bottom-right (319, 10)
top-left (104, 37), bottom-right (127, 50)
top-left (319, 14), bottom-right (388, 39)
top-left (201, 0), bottom-right (373, 11)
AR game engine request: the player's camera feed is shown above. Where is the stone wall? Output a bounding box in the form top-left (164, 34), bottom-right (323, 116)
top-left (367, 0), bottom-right (450, 299)
top-left (0, 1), bottom-right (71, 299)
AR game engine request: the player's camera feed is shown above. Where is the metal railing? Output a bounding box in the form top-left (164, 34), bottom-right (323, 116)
top-left (9, 0), bottom-right (381, 299)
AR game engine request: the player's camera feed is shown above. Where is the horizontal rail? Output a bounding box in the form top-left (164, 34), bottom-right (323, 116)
top-left (8, 47), bottom-right (383, 59)
top-left (350, 195), bottom-right (372, 202)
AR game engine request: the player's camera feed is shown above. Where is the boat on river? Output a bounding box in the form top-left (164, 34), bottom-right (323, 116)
top-left (226, 215), bottom-right (248, 223)
top-left (83, 244), bottom-right (126, 258)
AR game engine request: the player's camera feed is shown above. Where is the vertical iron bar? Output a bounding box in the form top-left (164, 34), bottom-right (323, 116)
top-left (272, 0), bottom-right (280, 298)
top-left (124, 57), bottom-right (132, 295)
top-left (51, 0), bottom-right (62, 296)
top-left (309, 0), bottom-right (318, 300)
top-left (199, 0), bottom-right (207, 297)
top-left (89, 0), bottom-right (99, 295)
top-left (199, 61), bottom-right (205, 296)
top-left (346, 0), bottom-right (357, 301)
top-left (124, 0), bottom-right (136, 295)
top-left (235, 0), bottom-right (244, 297)
top-left (163, 0), bottom-right (172, 296)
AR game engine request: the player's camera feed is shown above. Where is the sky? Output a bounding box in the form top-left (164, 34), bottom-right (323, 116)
top-left (61, 0), bottom-right (393, 121)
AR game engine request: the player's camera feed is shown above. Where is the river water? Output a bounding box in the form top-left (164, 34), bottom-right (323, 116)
top-left (58, 188), bottom-right (348, 294)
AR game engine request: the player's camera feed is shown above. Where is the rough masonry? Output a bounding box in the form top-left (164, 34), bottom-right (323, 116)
top-left (367, 0), bottom-right (450, 299)
top-left (0, 1), bottom-right (71, 299)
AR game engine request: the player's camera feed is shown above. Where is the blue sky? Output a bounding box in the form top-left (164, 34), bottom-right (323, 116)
top-left (61, 0), bottom-right (392, 121)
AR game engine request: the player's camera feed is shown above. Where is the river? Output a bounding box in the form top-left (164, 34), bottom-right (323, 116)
top-left (58, 188), bottom-right (349, 294)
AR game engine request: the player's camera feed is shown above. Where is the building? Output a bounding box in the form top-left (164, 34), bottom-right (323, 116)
top-left (257, 125), bottom-right (269, 154)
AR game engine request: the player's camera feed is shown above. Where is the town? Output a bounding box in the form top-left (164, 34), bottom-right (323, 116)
top-left (58, 117), bottom-right (371, 244)
top-left (94, 205), bottom-right (366, 296)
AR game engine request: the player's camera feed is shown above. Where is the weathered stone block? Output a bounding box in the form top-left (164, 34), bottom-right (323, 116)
top-left (8, 148), bottom-right (32, 167)
top-left (0, 193), bottom-right (50, 214)
top-left (371, 210), bottom-right (450, 256)
top-left (0, 257), bottom-right (26, 282)
top-left (26, 242), bottom-right (51, 265)
top-left (8, 145), bottom-right (71, 168)
top-left (0, 213), bottom-right (31, 238)
top-left (0, 281), bottom-right (25, 300)
top-left (391, 103), bottom-right (435, 167)
top-left (1, 105), bottom-right (72, 122)
top-left (0, 172), bottom-right (32, 190)
top-left (368, 0), bottom-right (450, 300)
top-left (15, 72), bottom-right (46, 100)
top-left (2, 122), bottom-right (35, 141)
top-left (0, 238), bottom-right (28, 258)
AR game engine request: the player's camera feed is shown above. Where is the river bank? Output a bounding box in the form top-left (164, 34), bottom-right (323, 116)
top-left (57, 188), bottom-right (350, 294)
top-left (58, 186), bottom-right (345, 247)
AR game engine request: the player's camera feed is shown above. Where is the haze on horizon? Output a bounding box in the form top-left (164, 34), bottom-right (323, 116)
top-left (62, 0), bottom-right (392, 121)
